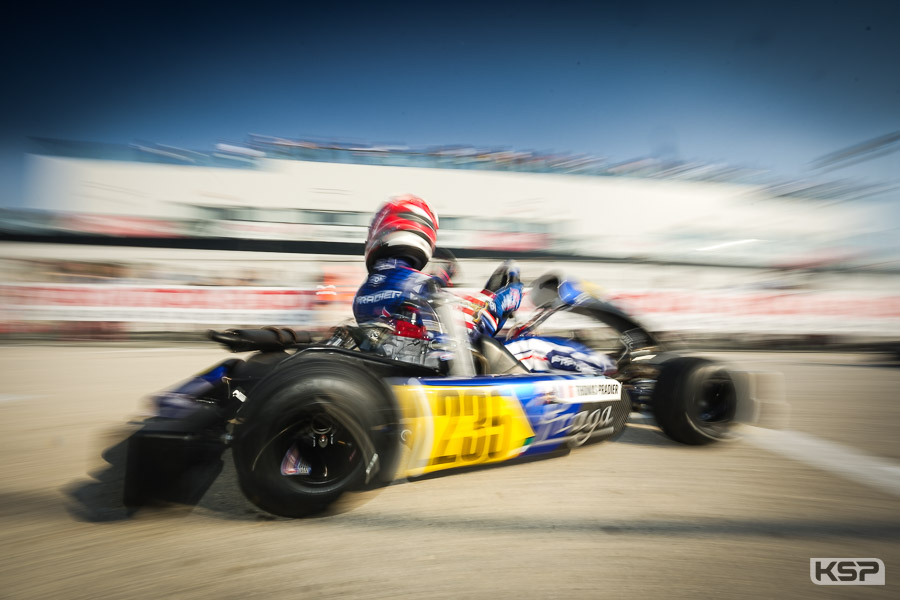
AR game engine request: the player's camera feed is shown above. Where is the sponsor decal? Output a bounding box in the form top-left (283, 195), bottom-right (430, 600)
top-left (547, 350), bottom-right (602, 373)
top-left (530, 403), bottom-right (617, 448)
top-left (368, 274), bottom-right (386, 286)
top-left (425, 387), bottom-right (533, 472)
top-left (355, 290), bottom-right (403, 305)
top-left (571, 405), bottom-right (615, 445)
top-left (499, 288), bottom-right (522, 312)
top-left (571, 381), bottom-right (621, 398)
top-left (542, 378), bottom-right (622, 404)
top-left (530, 377), bottom-right (621, 405)
top-left (393, 385), bottom-right (534, 476)
top-left (810, 558), bottom-right (885, 586)
top-left (549, 353), bottom-right (576, 368)
top-left (523, 378), bottom-right (622, 448)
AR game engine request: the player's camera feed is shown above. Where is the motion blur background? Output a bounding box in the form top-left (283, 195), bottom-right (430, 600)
top-left (1, 1), bottom-right (897, 349)
top-left (2, 3), bottom-right (900, 599)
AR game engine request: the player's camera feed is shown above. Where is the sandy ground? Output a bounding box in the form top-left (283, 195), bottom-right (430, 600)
top-left (1, 346), bottom-right (898, 599)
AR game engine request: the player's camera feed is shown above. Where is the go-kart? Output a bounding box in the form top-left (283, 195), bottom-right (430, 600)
top-left (124, 272), bottom-right (756, 518)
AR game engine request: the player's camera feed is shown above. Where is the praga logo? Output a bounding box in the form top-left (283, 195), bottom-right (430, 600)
top-left (547, 351), bottom-right (579, 371)
top-left (530, 403), bottom-right (616, 448)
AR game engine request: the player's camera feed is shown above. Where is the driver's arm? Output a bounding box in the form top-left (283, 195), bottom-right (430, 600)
top-left (479, 282), bottom-right (523, 336)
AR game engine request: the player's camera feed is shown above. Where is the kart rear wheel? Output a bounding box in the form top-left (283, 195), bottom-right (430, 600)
top-left (652, 357), bottom-right (738, 445)
top-left (232, 357), bottom-right (399, 518)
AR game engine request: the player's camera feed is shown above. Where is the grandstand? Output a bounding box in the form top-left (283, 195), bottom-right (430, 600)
top-left (1, 134), bottom-right (897, 343)
top-left (11, 135), bottom-right (890, 271)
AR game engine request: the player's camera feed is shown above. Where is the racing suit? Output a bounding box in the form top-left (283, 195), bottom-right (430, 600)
top-left (353, 258), bottom-right (523, 362)
top-left (353, 258), bottom-right (612, 375)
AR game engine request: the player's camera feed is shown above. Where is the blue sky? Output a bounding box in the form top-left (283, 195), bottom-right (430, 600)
top-left (2, 0), bottom-right (898, 207)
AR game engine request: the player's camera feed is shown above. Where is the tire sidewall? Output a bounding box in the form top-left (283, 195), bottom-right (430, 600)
top-left (232, 357), bottom-right (399, 517)
top-left (652, 356), bottom-right (738, 445)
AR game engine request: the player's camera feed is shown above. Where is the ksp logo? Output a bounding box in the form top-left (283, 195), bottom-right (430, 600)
top-left (810, 558), bottom-right (885, 585)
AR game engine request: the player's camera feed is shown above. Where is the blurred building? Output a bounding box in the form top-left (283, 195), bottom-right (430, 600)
top-left (18, 136), bottom-right (893, 268)
top-left (1, 136), bottom-right (897, 344)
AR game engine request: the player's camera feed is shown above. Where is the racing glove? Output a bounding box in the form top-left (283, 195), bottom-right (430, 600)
top-left (483, 282), bottom-right (523, 335)
top-left (478, 262), bottom-right (523, 337)
top-left (428, 248), bottom-right (458, 288)
top-left (483, 260), bottom-right (520, 293)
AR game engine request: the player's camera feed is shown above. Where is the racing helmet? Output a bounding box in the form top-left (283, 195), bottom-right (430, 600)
top-left (365, 195), bottom-right (439, 272)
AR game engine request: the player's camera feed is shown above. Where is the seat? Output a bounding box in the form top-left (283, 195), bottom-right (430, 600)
top-left (208, 327), bottom-right (312, 353)
top-left (478, 336), bottom-right (530, 375)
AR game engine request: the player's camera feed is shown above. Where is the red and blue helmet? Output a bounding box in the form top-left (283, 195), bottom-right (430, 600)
top-left (365, 195), bottom-right (439, 272)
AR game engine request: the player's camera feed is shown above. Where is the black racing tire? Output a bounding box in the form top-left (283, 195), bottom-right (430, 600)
top-left (652, 356), bottom-right (739, 445)
top-left (231, 356), bottom-right (400, 518)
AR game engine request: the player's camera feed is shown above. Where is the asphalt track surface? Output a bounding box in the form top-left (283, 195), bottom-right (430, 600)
top-left (1, 346), bottom-right (898, 599)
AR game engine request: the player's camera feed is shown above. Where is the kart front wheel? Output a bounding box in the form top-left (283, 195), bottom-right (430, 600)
top-left (232, 357), bottom-right (399, 518)
top-left (652, 357), bottom-right (738, 445)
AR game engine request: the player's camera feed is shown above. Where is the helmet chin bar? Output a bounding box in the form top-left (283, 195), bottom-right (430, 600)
top-left (366, 230), bottom-right (434, 271)
top-left (383, 230), bottom-right (433, 254)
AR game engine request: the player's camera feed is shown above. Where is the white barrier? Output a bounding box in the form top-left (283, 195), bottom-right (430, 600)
top-left (1, 283), bottom-right (898, 337)
top-left (0, 284), bottom-right (318, 327)
top-left (608, 290), bottom-right (900, 336)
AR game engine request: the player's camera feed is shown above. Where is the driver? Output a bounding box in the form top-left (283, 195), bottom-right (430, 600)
top-left (353, 195), bottom-right (523, 345)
